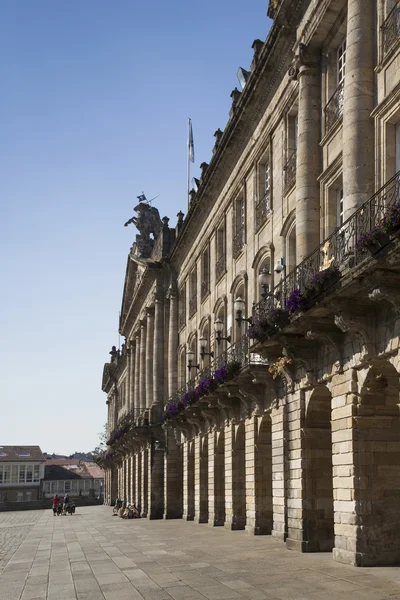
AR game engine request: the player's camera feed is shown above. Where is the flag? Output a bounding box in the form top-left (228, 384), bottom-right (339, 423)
top-left (137, 193), bottom-right (147, 202)
top-left (188, 119), bottom-right (195, 163)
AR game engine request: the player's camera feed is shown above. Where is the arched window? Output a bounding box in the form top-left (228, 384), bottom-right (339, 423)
top-left (252, 249), bottom-right (273, 303)
top-left (179, 347), bottom-right (186, 388)
top-left (231, 274), bottom-right (248, 342)
top-left (214, 298), bottom-right (229, 358)
top-left (199, 318), bottom-right (212, 370)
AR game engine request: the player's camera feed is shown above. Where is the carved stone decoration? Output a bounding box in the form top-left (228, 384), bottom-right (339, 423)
top-left (368, 287), bottom-right (400, 314)
top-left (306, 328), bottom-right (344, 374)
top-left (288, 43), bottom-right (314, 81)
top-left (333, 309), bottom-right (373, 358)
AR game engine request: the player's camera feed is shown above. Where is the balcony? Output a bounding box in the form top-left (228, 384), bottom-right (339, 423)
top-left (283, 150), bottom-right (296, 193)
top-left (189, 293), bottom-right (197, 319)
top-left (233, 225), bottom-right (245, 259)
top-left (255, 190), bottom-right (271, 231)
top-left (201, 280), bottom-right (210, 301)
top-left (252, 172), bottom-right (400, 335)
top-left (324, 81), bottom-right (344, 134)
top-left (215, 254), bottom-right (226, 281)
top-left (163, 335), bottom-right (268, 422)
top-left (382, 3), bottom-right (400, 57)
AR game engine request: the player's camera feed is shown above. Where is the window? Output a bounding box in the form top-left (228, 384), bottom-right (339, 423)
top-left (215, 221), bottom-right (226, 281)
top-left (337, 189), bottom-right (344, 227)
top-left (64, 481), bottom-right (71, 492)
top-left (0, 470), bottom-right (2, 484)
top-left (189, 269), bottom-right (197, 318)
top-left (178, 284), bottom-right (186, 329)
top-left (284, 113), bottom-right (298, 192)
top-left (11, 465), bottom-right (18, 483)
top-left (201, 246), bottom-right (210, 301)
top-left (44, 482), bottom-right (51, 493)
top-left (26, 466), bottom-right (33, 483)
top-left (3, 466), bottom-right (10, 483)
top-left (233, 194), bottom-right (245, 258)
top-left (19, 465), bottom-right (26, 483)
top-left (34, 465), bottom-right (40, 483)
top-left (337, 39), bottom-right (346, 85)
top-left (256, 162), bottom-right (271, 230)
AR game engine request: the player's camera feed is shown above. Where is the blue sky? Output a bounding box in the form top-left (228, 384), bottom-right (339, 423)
top-left (0, 1), bottom-right (271, 455)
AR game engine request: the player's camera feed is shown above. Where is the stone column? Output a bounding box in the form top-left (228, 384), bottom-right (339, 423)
top-left (145, 308), bottom-right (154, 409)
top-left (194, 436), bottom-right (208, 523)
top-left (148, 441), bottom-right (164, 519)
top-left (164, 428), bottom-right (183, 519)
top-left (167, 285), bottom-right (179, 397)
top-left (129, 340), bottom-right (135, 411)
top-left (134, 333), bottom-right (140, 413)
top-left (131, 453), bottom-right (136, 505)
top-left (245, 417), bottom-right (257, 535)
top-left (207, 432), bottom-right (216, 526)
top-left (342, 0), bottom-right (375, 220)
top-left (271, 404), bottom-right (287, 540)
top-left (291, 44), bottom-right (321, 262)
top-left (224, 423), bottom-right (234, 529)
top-left (135, 453), bottom-right (142, 513)
top-left (110, 466), bottom-right (118, 505)
top-left (142, 448), bottom-right (149, 517)
top-left (285, 390), bottom-right (306, 552)
top-left (183, 440), bottom-right (195, 521)
top-left (140, 320), bottom-right (147, 412)
top-left (153, 288), bottom-right (164, 414)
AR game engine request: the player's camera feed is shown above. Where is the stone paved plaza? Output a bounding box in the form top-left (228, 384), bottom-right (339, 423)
top-left (1, 507), bottom-right (400, 600)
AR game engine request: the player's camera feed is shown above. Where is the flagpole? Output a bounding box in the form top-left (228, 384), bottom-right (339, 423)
top-left (187, 117), bottom-right (191, 210)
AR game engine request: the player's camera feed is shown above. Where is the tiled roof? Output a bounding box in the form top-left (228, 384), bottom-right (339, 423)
top-left (44, 460), bottom-right (104, 481)
top-left (0, 446), bottom-right (45, 462)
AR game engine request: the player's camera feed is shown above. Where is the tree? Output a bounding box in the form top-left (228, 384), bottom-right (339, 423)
top-left (91, 423), bottom-right (107, 462)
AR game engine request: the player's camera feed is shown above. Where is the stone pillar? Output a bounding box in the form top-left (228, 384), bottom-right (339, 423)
top-left (145, 308), bottom-right (154, 409)
top-left (167, 285), bottom-right (179, 397)
top-left (142, 448), bottom-right (149, 517)
top-left (131, 453), bottom-right (136, 505)
top-left (134, 333), bottom-right (140, 413)
top-left (207, 431), bottom-right (216, 525)
top-left (292, 44), bottom-right (321, 262)
top-left (129, 340), bottom-right (135, 411)
top-left (245, 417), bottom-right (257, 535)
top-left (183, 440), bottom-right (195, 520)
top-left (342, 0), bottom-right (375, 220)
top-left (148, 441), bottom-right (164, 519)
top-left (140, 321), bottom-right (147, 412)
top-left (164, 428), bottom-right (183, 519)
top-left (194, 436), bottom-right (208, 523)
top-left (135, 453), bottom-right (142, 512)
top-left (224, 423), bottom-right (246, 531)
top-left (153, 288), bottom-right (164, 415)
top-left (271, 404), bottom-right (287, 540)
top-left (285, 390), bottom-right (306, 552)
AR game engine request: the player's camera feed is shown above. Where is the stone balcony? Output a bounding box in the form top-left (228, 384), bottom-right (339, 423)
top-left (251, 171), bottom-right (400, 372)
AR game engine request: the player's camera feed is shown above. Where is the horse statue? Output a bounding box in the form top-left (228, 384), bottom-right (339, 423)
top-left (124, 202), bottom-right (162, 239)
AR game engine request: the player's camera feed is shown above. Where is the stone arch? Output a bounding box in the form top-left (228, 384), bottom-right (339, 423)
top-left (280, 209), bottom-right (296, 274)
top-left (178, 345), bottom-right (187, 388)
top-left (214, 296), bottom-right (229, 357)
top-left (304, 386), bottom-right (334, 552)
top-left (355, 361), bottom-right (400, 565)
top-left (232, 422), bottom-right (246, 530)
top-left (199, 315), bottom-right (212, 370)
top-left (252, 245), bottom-right (275, 303)
top-left (254, 414), bottom-right (273, 534)
top-left (230, 272), bottom-right (248, 342)
top-left (184, 440), bottom-right (195, 521)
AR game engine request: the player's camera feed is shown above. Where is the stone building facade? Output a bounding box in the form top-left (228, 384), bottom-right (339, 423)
top-left (101, 0), bottom-right (400, 566)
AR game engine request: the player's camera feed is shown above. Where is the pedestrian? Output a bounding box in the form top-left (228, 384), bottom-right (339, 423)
top-left (52, 494), bottom-right (59, 516)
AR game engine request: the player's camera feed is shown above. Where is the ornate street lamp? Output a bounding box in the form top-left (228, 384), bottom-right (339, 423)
top-left (234, 297), bottom-right (252, 325)
top-left (187, 349), bottom-right (199, 373)
top-left (214, 318), bottom-right (231, 346)
top-left (199, 336), bottom-right (214, 361)
top-left (258, 268), bottom-right (271, 299)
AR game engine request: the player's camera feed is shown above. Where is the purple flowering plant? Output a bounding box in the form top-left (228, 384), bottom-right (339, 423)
top-left (162, 360), bottom-right (242, 423)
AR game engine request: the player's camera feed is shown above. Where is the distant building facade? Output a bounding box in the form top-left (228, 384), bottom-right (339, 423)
top-left (101, 0), bottom-right (400, 567)
top-left (42, 459), bottom-right (104, 498)
top-left (0, 446), bottom-right (45, 503)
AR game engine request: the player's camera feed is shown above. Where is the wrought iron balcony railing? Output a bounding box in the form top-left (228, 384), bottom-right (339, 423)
top-left (233, 225), bottom-right (245, 258)
top-left (164, 334), bottom-right (268, 412)
top-left (382, 3), bottom-right (400, 56)
top-left (201, 280), bottom-right (210, 301)
top-left (189, 293), bottom-right (197, 318)
top-left (253, 171), bottom-right (400, 326)
top-left (215, 254), bottom-right (226, 281)
top-left (324, 81), bottom-right (344, 133)
top-left (255, 190), bottom-right (271, 231)
top-left (283, 150), bottom-right (296, 193)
